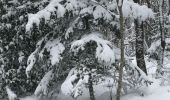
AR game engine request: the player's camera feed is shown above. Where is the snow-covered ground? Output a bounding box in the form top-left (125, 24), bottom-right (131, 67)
top-left (122, 80), bottom-right (170, 100)
top-left (122, 90), bottom-right (170, 100)
top-left (58, 79), bottom-right (170, 100)
top-left (58, 56), bottom-right (170, 100)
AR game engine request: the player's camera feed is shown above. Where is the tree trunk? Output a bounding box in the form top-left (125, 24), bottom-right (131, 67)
top-left (88, 73), bottom-right (95, 100)
top-left (135, 20), bottom-right (147, 75)
top-left (157, 0), bottom-right (166, 76)
top-left (169, 0), bottom-right (170, 15)
top-left (116, 0), bottom-right (125, 100)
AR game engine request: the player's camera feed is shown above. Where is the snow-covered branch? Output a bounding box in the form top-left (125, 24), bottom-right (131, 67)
top-left (34, 70), bottom-right (54, 96)
top-left (71, 32), bottom-right (115, 66)
top-left (148, 38), bottom-right (170, 54)
top-left (26, 0), bottom-right (66, 32)
top-left (65, 17), bottom-right (81, 39)
top-left (6, 86), bottom-right (17, 100)
top-left (61, 67), bottom-right (91, 98)
top-left (26, 34), bottom-right (65, 77)
top-left (122, 0), bottom-right (154, 21)
top-left (125, 58), bottom-right (153, 83)
top-left (39, 38), bottom-right (65, 65)
top-left (26, 38), bottom-right (45, 77)
top-left (90, 0), bottom-right (119, 19)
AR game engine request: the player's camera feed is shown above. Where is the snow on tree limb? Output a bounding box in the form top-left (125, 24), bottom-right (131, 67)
top-left (6, 86), bottom-right (17, 100)
top-left (26, 38), bottom-right (44, 78)
top-left (71, 32), bottom-right (115, 66)
top-left (122, 0), bottom-right (154, 21)
top-left (147, 38), bottom-right (170, 54)
top-left (61, 74), bottom-right (79, 96)
top-left (90, 0), bottom-right (118, 18)
top-left (65, 17), bottom-right (81, 39)
top-left (34, 70), bottom-right (54, 96)
top-left (93, 6), bottom-right (113, 21)
top-left (26, 0), bottom-right (66, 32)
top-left (26, 36), bottom-right (65, 78)
top-left (61, 67), bottom-right (90, 98)
top-left (125, 58), bottom-right (153, 83)
top-left (41, 38), bottom-right (65, 65)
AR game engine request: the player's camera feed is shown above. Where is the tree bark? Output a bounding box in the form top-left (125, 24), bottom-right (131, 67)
top-left (157, 0), bottom-right (166, 76)
top-left (135, 20), bottom-right (147, 75)
top-left (116, 0), bottom-right (125, 100)
top-left (88, 73), bottom-right (95, 100)
top-left (169, 0), bottom-right (170, 15)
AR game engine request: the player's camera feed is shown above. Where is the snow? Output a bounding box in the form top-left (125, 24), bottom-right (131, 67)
top-left (60, 67), bottom-right (94, 98)
top-left (131, 57), bottom-right (157, 76)
top-left (6, 86), bottom-right (17, 100)
top-left (50, 43), bottom-right (65, 65)
top-left (148, 38), bottom-right (170, 54)
top-left (61, 67), bottom-right (117, 99)
top-left (125, 57), bottom-right (153, 85)
top-left (71, 32), bottom-right (115, 66)
top-left (107, 1), bottom-right (117, 11)
top-left (147, 40), bottom-right (161, 54)
top-left (61, 74), bottom-right (79, 96)
top-left (65, 27), bottom-right (74, 39)
top-left (123, 93), bottom-right (170, 100)
top-left (122, 79), bottom-right (170, 100)
top-left (20, 96), bottom-right (38, 100)
top-left (26, 37), bottom-right (65, 77)
top-left (59, 82), bottom-right (170, 100)
top-left (34, 70), bottom-right (54, 96)
top-left (8, 0), bottom-right (18, 4)
top-left (80, 7), bottom-right (93, 16)
top-left (26, 37), bottom-right (45, 77)
top-left (65, 17), bottom-right (80, 39)
top-left (122, 0), bottom-right (154, 21)
top-left (39, 38), bottom-right (65, 65)
top-left (26, 0), bottom-right (66, 32)
top-left (118, 0), bottom-right (123, 7)
top-left (18, 51), bottom-right (25, 63)
top-left (61, 67), bottom-right (89, 98)
top-left (26, 50), bottom-right (37, 78)
top-left (93, 6), bottom-right (113, 21)
top-left (80, 5), bottom-right (113, 22)
top-left (65, 0), bottom-right (80, 11)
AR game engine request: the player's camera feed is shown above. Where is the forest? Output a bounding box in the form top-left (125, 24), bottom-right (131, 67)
top-left (0, 0), bottom-right (170, 100)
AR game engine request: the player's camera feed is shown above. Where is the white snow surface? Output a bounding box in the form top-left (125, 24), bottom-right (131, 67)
top-left (20, 96), bottom-right (38, 100)
top-left (61, 77), bottom-right (170, 100)
top-left (121, 79), bottom-right (170, 100)
top-left (71, 32), bottom-right (115, 66)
